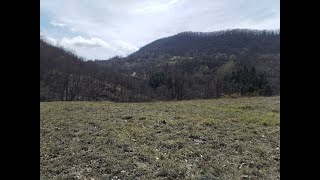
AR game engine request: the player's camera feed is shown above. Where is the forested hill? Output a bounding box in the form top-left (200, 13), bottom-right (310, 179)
top-left (128, 29), bottom-right (279, 60)
top-left (40, 29), bottom-right (280, 102)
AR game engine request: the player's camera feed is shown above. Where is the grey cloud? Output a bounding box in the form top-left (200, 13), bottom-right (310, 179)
top-left (60, 36), bottom-right (111, 48)
top-left (50, 20), bottom-right (66, 27)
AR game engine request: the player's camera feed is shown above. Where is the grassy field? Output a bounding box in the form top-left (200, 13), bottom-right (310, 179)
top-left (40, 96), bottom-right (280, 180)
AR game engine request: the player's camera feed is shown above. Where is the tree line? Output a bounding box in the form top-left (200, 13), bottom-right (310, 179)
top-left (40, 29), bottom-right (279, 102)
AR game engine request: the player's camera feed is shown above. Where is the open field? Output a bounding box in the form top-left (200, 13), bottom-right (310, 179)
top-left (40, 96), bottom-right (280, 180)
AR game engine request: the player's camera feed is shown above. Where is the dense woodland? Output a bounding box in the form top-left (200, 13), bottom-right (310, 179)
top-left (40, 29), bottom-right (280, 102)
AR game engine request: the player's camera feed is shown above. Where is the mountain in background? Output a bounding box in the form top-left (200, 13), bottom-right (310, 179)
top-left (40, 29), bottom-right (280, 102)
top-left (133, 29), bottom-right (278, 56)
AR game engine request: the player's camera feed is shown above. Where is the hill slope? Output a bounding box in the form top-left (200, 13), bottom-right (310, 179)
top-left (129, 29), bottom-right (279, 59)
top-left (40, 38), bottom-right (149, 102)
top-left (40, 29), bottom-right (280, 102)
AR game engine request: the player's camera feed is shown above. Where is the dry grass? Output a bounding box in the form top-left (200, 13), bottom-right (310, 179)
top-left (40, 96), bottom-right (280, 179)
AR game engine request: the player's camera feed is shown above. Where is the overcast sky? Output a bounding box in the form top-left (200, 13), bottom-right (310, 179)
top-left (40, 0), bottom-right (280, 60)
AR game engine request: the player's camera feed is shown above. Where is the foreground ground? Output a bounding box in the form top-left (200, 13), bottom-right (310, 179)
top-left (40, 96), bottom-right (280, 180)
